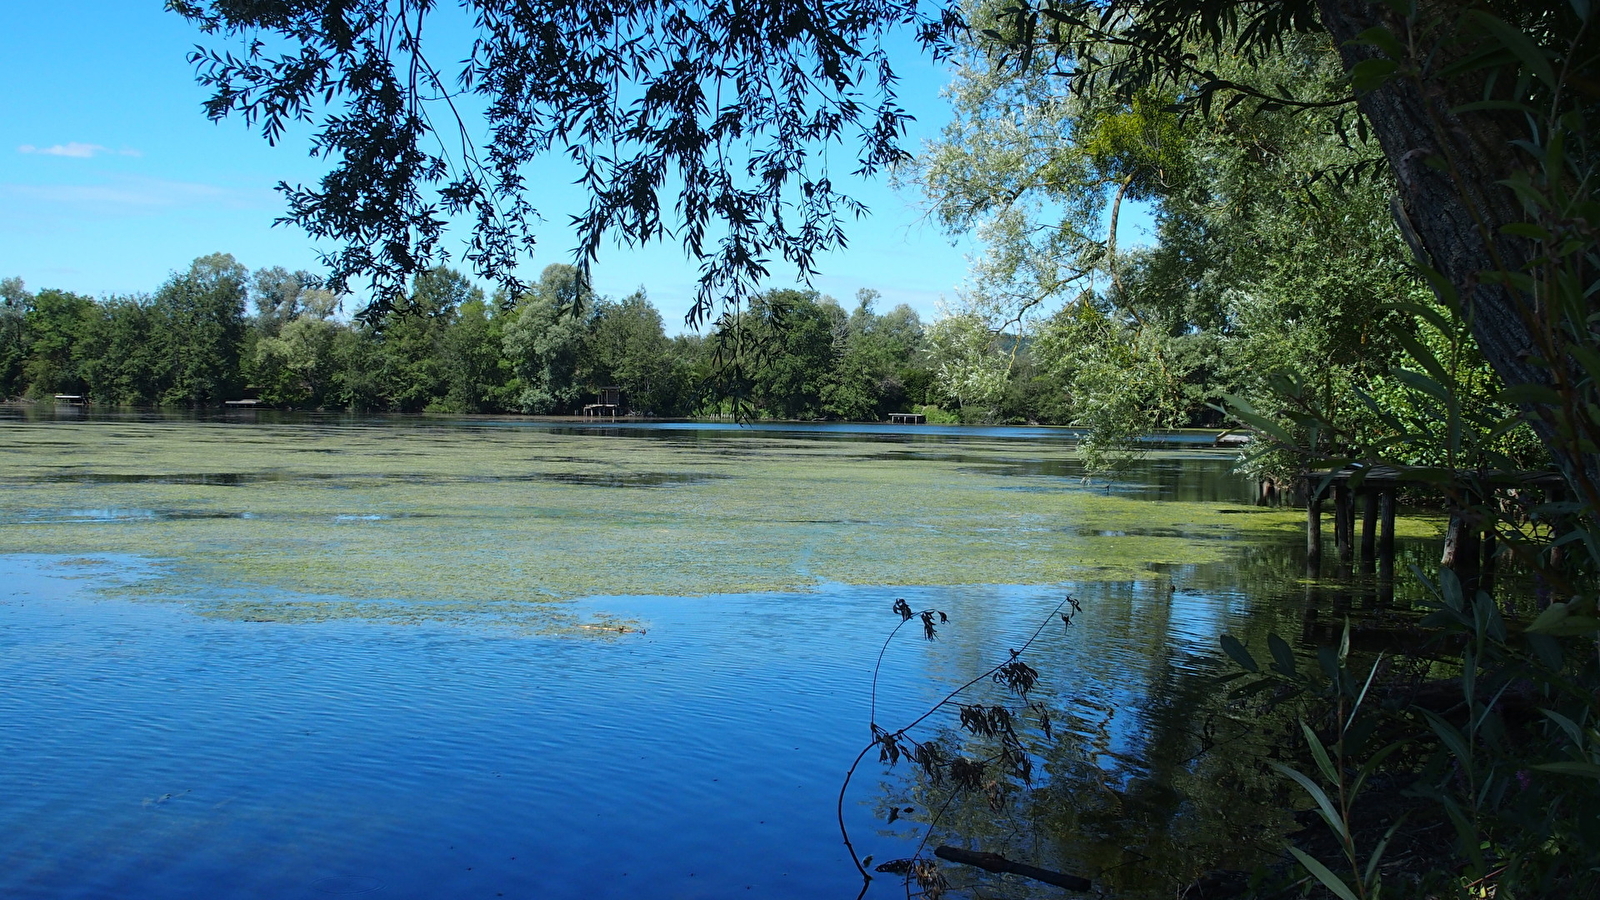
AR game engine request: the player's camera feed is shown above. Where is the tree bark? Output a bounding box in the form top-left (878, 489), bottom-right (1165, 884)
top-left (1316, 0), bottom-right (1599, 500)
top-left (1441, 511), bottom-right (1482, 595)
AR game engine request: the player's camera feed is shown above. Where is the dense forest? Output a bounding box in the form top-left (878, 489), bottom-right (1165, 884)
top-left (0, 258), bottom-right (935, 421)
top-left (0, 253), bottom-right (1235, 427)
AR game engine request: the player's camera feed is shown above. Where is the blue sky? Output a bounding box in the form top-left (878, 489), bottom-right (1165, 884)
top-left (0, 3), bottom-right (992, 331)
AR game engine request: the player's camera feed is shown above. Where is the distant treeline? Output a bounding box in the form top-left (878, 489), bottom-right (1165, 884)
top-left (0, 254), bottom-right (1107, 423)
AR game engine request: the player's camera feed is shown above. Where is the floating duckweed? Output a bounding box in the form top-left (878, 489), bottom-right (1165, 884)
top-left (0, 418), bottom-right (1443, 628)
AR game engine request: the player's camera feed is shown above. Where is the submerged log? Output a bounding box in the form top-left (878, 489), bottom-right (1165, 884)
top-left (933, 846), bottom-right (1091, 892)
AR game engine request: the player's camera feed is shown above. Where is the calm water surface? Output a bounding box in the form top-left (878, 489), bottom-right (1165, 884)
top-left (0, 412), bottom-right (1437, 899)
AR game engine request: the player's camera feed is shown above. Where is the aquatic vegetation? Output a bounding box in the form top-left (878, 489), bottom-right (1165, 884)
top-left (0, 418), bottom-right (1440, 627)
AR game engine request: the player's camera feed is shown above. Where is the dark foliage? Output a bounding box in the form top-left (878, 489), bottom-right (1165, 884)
top-left (167, 0), bottom-right (960, 324)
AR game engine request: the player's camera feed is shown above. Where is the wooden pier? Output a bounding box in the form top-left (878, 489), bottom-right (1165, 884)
top-left (1304, 465), bottom-right (1566, 592)
top-left (887, 412), bottom-right (926, 425)
top-left (583, 386), bottom-right (624, 419)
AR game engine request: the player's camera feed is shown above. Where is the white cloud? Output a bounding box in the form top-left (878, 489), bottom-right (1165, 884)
top-left (0, 174), bottom-right (276, 215)
top-left (17, 142), bottom-right (141, 158)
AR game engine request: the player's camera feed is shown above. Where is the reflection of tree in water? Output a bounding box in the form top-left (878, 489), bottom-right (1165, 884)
top-left (873, 625), bottom-right (1300, 897)
top-left (858, 562), bottom-right (1365, 898)
top-left (855, 515), bottom-right (1465, 897)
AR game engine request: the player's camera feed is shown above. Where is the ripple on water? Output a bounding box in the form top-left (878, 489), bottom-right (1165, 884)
top-left (311, 875), bottom-right (385, 894)
top-left (0, 555), bottom-right (1297, 900)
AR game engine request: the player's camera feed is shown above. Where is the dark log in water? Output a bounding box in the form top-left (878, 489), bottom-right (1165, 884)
top-left (933, 845), bottom-right (1091, 892)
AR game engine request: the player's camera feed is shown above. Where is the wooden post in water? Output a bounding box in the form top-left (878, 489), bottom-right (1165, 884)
top-left (1334, 483), bottom-right (1354, 565)
top-left (1307, 477), bottom-right (1324, 576)
top-left (1302, 576), bottom-right (1322, 642)
top-left (1378, 489), bottom-right (1396, 604)
top-left (1360, 489), bottom-right (1379, 575)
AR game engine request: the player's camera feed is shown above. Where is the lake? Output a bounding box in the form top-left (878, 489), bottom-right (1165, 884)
top-left (0, 410), bottom-right (1443, 899)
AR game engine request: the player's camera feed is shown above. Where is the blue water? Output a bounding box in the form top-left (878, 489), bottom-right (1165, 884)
top-left (0, 555), bottom-right (1269, 900)
top-left (0, 403), bottom-right (1232, 447)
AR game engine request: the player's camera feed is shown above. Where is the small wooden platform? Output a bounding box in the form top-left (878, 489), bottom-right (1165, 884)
top-left (584, 386), bottom-right (624, 419)
top-left (1303, 465), bottom-right (1567, 593)
top-left (887, 412), bottom-right (926, 425)
top-left (53, 394), bottom-right (86, 405)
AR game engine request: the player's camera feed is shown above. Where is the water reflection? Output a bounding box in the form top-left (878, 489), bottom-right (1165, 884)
top-left (857, 578), bottom-right (1309, 898)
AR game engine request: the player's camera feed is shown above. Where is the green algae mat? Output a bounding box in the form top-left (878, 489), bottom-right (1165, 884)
top-left (0, 417), bottom-right (1437, 627)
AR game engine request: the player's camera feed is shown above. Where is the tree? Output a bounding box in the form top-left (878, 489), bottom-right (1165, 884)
top-left (371, 266), bottom-right (477, 411)
top-left (329, 324), bottom-right (388, 411)
top-left (580, 290), bottom-right (676, 415)
top-left (0, 278), bottom-right (33, 399)
top-left (168, 0), bottom-right (945, 325)
top-left (251, 266), bottom-right (336, 336)
top-left (740, 289), bottom-right (842, 419)
top-left (665, 332), bottom-right (717, 416)
top-left (924, 304), bottom-right (1011, 419)
top-left (79, 296), bottom-right (165, 406)
top-left (21, 287), bottom-right (96, 398)
top-left (439, 293), bottom-right (514, 413)
top-left (963, 0), bottom-right (1599, 504)
top-left (923, 15), bottom-right (1545, 469)
top-left (823, 290), bottom-right (925, 420)
top-left (502, 265), bottom-right (592, 414)
top-left (152, 253), bottom-right (249, 406)
top-left (254, 315), bottom-right (344, 408)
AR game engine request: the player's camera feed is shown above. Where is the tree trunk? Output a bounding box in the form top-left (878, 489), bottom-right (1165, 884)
top-left (1316, 0), bottom-right (1600, 503)
top-left (1441, 511), bottom-right (1482, 596)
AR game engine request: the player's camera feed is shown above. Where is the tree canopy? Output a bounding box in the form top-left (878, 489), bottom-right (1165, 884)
top-left (937, 0), bottom-right (1599, 498)
top-left (167, 0), bottom-right (958, 324)
top-left (3, 258), bottom-right (953, 421)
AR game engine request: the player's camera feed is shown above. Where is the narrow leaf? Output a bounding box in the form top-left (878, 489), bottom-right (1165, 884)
top-left (1272, 763), bottom-right (1349, 843)
top-left (1532, 761), bottom-right (1600, 778)
top-left (1268, 633), bottom-right (1297, 678)
top-left (1467, 11), bottom-right (1558, 87)
top-left (1350, 57), bottom-right (1398, 91)
top-left (1348, 26), bottom-right (1403, 59)
top-left (1287, 847), bottom-right (1361, 900)
top-left (1301, 720), bottom-right (1339, 783)
top-left (1421, 709), bottom-right (1473, 765)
